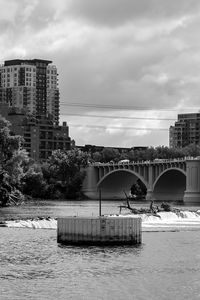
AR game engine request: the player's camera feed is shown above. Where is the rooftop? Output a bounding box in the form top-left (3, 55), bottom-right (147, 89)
top-left (4, 59), bottom-right (52, 66)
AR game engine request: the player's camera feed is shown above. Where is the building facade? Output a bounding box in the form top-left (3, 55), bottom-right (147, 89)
top-left (0, 58), bottom-right (71, 161)
top-left (169, 113), bottom-right (200, 148)
top-left (1, 105), bottom-right (71, 161)
top-left (0, 59), bottom-right (59, 124)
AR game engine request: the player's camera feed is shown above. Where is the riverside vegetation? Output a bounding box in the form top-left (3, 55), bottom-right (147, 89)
top-left (0, 116), bottom-right (89, 206)
top-left (1, 115), bottom-right (200, 207)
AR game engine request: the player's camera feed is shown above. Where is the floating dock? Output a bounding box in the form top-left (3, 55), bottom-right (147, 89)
top-left (57, 216), bottom-right (141, 245)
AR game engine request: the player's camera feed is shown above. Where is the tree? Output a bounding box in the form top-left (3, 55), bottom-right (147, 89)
top-left (22, 163), bottom-right (47, 198)
top-left (43, 149), bottom-right (89, 199)
top-left (131, 179), bottom-right (147, 198)
top-left (101, 148), bottom-right (120, 162)
top-left (182, 144), bottom-right (200, 157)
top-left (0, 116), bottom-right (29, 206)
top-left (92, 151), bottom-right (103, 162)
top-left (5, 149), bottom-right (30, 188)
top-left (0, 117), bottom-right (24, 167)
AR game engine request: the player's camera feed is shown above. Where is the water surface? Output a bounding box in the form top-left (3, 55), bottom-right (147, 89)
top-left (1, 200), bottom-right (200, 300)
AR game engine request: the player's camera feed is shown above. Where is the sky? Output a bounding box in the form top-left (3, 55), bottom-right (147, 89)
top-left (1, 0), bottom-right (200, 148)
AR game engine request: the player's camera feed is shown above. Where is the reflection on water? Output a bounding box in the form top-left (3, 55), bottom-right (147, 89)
top-left (58, 243), bottom-right (143, 259)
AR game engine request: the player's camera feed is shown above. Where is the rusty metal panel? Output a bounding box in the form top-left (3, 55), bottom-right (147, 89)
top-left (57, 217), bottom-right (141, 245)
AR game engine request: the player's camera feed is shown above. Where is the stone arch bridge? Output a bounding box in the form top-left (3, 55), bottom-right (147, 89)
top-left (82, 158), bottom-right (200, 203)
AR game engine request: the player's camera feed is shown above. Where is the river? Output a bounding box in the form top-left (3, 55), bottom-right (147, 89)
top-left (1, 200), bottom-right (200, 300)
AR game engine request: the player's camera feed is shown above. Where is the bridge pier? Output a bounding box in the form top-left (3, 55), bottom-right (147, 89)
top-left (146, 166), bottom-right (155, 201)
top-left (184, 159), bottom-right (200, 203)
top-left (146, 190), bottom-right (155, 201)
top-left (82, 165), bottom-right (99, 199)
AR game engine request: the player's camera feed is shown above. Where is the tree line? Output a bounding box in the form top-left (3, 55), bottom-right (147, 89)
top-left (1, 115), bottom-right (200, 206)
top-left (87, 144), bottom-right (200, 163)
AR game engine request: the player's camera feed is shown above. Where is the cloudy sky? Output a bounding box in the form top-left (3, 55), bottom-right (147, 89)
top-left (1, 0), bottom-right (200, 147)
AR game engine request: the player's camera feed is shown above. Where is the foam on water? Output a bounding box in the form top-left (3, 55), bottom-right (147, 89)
top-left (110, 210), bottom-right (200, 231)
top-left (2, 210), bottom-right (200, 231)
top-left (5, 218), bottom-right (57, 229)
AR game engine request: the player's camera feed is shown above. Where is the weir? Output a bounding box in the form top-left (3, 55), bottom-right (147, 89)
top-left (2, 210), bottom-right (200, 232)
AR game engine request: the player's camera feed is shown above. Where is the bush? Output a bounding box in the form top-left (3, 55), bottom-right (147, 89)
top-left (160, 202), bottom-right (172, 212)
top-left (22, 167), bottom-right (46, 198)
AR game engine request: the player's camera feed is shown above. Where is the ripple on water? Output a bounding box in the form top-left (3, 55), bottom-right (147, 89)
top-left (1, 210), bottom-right (200, 299)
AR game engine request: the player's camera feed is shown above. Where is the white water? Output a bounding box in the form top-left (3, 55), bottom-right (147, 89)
top-left (5, 218), bottom-right (57, 229)
top-left (141, 210), bottom-right (200, 231)
top-left (3, 210), bottom-right (200, 231)
top-left (108, 210), bottom-right (200, 231)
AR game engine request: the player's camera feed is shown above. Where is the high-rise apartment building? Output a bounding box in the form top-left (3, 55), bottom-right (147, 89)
top-left (0, 59), bottom-right (72, 160)
top-left (169, 113), bottom-right (200, 148)
top-left (0, 59), bottom-right (59, 124)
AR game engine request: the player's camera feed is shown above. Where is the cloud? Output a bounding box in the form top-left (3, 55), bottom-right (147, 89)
top-left (1, 0), bottom-right (200, 147)
top-left (68, 0), bottom-right (200, 27)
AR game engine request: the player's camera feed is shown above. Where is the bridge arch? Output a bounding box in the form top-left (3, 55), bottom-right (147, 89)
top-left (97, 169), bottom-right (148, 199)
top-left (153, 168), bottom-right (186, 202)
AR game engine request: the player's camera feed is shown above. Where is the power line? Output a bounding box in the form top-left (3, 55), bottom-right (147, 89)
top-left (68, 123), bottom-right (169, 131)
top-left (60, 101), bottom-right (199, 112)
top-left (63, 112), bottom-right (175, 121)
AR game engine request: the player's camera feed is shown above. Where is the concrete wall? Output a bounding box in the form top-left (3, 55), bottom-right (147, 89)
top-left (82, 160), bottom-right (200, 203)
top-left (57, 217), bottom-right (142, 245)
top-left (184, 159), bottom-right (200, 203)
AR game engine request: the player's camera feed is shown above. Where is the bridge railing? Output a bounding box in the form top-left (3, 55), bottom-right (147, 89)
top-left (90, 156), bottom-right (196, 167)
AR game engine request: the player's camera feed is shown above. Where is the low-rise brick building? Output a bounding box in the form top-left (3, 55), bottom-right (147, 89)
top-left (0, 104), bottom-right (71, 161)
